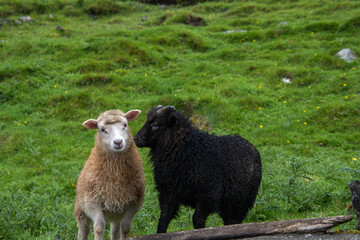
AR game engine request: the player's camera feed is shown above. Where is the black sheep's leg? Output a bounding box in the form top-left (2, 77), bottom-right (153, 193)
top-left (193, 203), bottom-right (211, 229)
top-left (157, 196), bottom-right (179, 233)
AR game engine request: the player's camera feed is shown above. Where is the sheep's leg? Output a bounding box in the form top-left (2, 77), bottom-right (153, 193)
top-left (77, 215), bottom-right (91, 240)
top-left (93, 212), bottom-right (106, 240)
top-left (84, 204), bottom-right (105, 240)
top-left (110, 221), bottom-right (121, 240)
top-left (157, 197), bottom-right (179, 233)
top-left (192, 203), bottom-right (210, 229)
top-left (119, 206), bottom-right (138, 239)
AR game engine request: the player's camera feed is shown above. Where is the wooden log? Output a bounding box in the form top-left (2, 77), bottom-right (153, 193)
top-left (129, 215), bottom-right (353, 240)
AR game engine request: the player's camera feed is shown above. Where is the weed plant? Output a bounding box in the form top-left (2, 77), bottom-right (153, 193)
top-left (1, 0), bottom-right (360, 238)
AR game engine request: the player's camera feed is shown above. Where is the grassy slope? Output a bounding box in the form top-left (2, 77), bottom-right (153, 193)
top-left (1, 0), bottom-right (360, 238)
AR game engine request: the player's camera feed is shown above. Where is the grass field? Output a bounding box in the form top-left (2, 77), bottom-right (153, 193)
top-left (1, 0), bottom-right (360, 239)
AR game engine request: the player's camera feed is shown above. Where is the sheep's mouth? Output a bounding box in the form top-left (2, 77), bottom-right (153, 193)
top-left (113, 145), bottom-right (125, 151)
top-left (134, 139), bottom-right (146, 148)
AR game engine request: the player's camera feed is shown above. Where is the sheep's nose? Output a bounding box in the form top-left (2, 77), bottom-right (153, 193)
top-left (114, 139), bottom-right (123, 145)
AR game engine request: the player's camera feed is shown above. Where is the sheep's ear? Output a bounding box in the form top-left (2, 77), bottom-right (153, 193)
top-left (125, 109), bottom-right (141, 121)
top-left (83, 119), bottom-right (98, 129)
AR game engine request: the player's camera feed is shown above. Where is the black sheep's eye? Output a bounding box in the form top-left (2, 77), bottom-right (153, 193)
top-left (151, 122), bottom-right (159, 129)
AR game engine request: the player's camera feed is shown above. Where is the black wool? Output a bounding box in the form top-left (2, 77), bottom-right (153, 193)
top-left (134, 105), bottom-right (262, 233)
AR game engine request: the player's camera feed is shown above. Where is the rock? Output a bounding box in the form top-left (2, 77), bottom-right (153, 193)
top-left (50, 14), bottom-right (55, 19)
top-left (14, 19), bottom-right (22, 25)
top-left (223, 29), bottom-right (247, 34)
top-left (141, 16), bottom-right (148, 21)
top-left (2, 19), bottom-right (11, 25)
top-left (336, 48), bottom-right (358, 63)
top-left (282, 78), bottom-right (292, 84)
top-left (279, 21), bottom-right (288, 26)
top-left (20, 16), bottom-right (32, 23)
top-left (1, 19), bottom-right (11, 28)
top-left (56, 25), bottom-right (65, 32)
top-left (159, 5), bottom-right (166, 9)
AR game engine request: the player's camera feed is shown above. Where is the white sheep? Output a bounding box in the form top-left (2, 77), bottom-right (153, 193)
top-left (74, 109), bottom-right (144, 240)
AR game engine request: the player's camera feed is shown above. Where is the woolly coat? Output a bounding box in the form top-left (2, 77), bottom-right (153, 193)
top-left (135, 106), bottom-right (261, 227)
top-left (152, 120), bottom-right (261, 218)
top-left (74, 133), bottom-right (145, 221)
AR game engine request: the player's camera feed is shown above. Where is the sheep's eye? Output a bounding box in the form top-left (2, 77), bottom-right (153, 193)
top-left (150, 121), bottom-right (158, 127)
top-left (101, 128), bottom-right (107, 133)
top-left (123, 123), bottom-right (127, 129)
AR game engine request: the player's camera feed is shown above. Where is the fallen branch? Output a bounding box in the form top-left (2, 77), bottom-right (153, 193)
top-left (129, 215), bottom-right (353, 240)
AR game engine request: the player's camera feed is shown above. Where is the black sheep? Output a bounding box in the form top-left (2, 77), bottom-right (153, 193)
top-left (134, 105), bottom-right (262, 233)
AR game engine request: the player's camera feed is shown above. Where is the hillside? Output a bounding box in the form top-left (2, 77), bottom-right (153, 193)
top-left (1, 0), bottom-right (360, 238)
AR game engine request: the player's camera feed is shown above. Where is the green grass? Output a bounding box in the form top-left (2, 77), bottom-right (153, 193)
top-left (1, 0), bottom-right (360, 239)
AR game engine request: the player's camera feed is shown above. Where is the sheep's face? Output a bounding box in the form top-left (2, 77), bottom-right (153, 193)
top-left (97, 121), bottom-right (129, 152)
top-left (83, 109), bottom-right (141, 153)
top-left (134, 105), bottom-right (176, 148)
